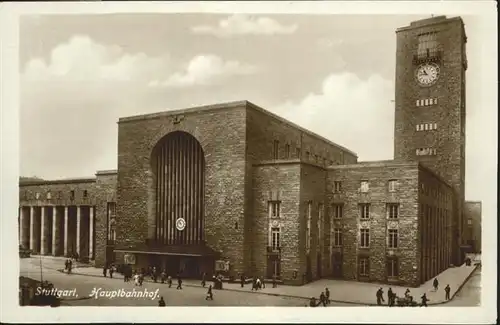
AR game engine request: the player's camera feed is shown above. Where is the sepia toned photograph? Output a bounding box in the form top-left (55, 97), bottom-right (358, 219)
top-left (0, 1), bottom-right (497, 323)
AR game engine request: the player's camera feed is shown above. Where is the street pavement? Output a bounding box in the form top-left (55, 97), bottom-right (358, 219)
top-left (20, 257), bottom-right (351, 306)
top-left (20, 256), bottom-right (480, 307)
top-left (436, 266), bottom-right (481, 307)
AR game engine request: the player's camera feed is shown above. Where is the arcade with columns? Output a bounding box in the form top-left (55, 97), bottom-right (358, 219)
top-left (19, 204), bottom-right (96, 260)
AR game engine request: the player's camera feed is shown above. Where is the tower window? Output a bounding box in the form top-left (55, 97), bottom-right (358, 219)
top-left (332, 204), bottom-right (343, 219)
top-left (417, 32), bottom-right (439, 59)
top-left (387, 204), bottom-right (399, 219)
top-left (388, 180), bottom-right (397, 192)
top-left (360, 181), bottom-right (369, 193)
top-left (333, 181), bottom-right (342, 193)
top-left (388, 229), bottom-right (399, 248)
top-left (360, 229), bottom-right (370, 248)
top-left (359, 204), bottom-right (370, 219)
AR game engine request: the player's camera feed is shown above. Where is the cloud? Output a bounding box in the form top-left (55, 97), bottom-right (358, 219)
top-left (191, 15), bottom-right (298, 37)
top-left (273, 72), bottom-right (395, 161)
top-left (148, 54), bottom-right (258, 88)
top-left (23, 35), bottom-right (168, 83)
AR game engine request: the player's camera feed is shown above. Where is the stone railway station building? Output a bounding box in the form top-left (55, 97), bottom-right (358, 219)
top-left (18, 16), bottom-right (481, 287)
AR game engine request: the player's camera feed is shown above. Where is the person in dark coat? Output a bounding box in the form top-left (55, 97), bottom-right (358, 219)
top-left (309, 297), bottom-right (320, 307)
top-left (206, 285), bottom-right (214, 300)
top-left (161, 270), bottom-right (166, 284)
top-left (158, 296), bottom-right (166, 307)
top-left (167, 275), bottom-right (172, 288)
top-left (388, 288), bottom-right (394, 306)
top-left (201, 272), bottom-right (206, 288)
top-left (240, 274), bottom-right (245, 288)
top-left (109, 265), bottom-right (114, 278)
top-left (445, 284), bottom-right (451, 300)
top-left (325, 288), bottom-right (330, 305)
top-left (376, 288), bottom-right (385, 305)
top-left (420, 293), bottom-right (429, 307)
top-left (177, 275), bottom-right (183, 290)
top-left (433, 278), bottom-right (439, 291)
top-left (319, 292), bottom-right (327, 307)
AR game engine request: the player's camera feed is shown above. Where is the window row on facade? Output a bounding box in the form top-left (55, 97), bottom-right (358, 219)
top-left (416, 148), bottom-right (437, 156)
top-left (21, 189), bottom-right (90, 201)
top-left (270, 201), bottom-right (402, 220)
top-left (333, 179), bottom-right (398, 193)
top-left (272, 139), bottom-right (342, 166)
top-left (416, 123), bottom-right (438, 131)
top-left (416, 98), bottom-right (438, 107)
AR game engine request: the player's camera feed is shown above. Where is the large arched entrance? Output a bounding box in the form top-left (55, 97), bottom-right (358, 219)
top-left (152, 131), bottom-right (205, 245)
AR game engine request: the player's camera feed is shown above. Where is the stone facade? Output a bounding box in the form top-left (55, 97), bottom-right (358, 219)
top-left (18, 16), bottom-right (480, 287)
top-left (393, 16), bottom-right (467, 265)
top-left (463, 201), bottom-right (482, 253)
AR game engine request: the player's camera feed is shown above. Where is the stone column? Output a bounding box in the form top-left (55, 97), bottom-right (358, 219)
top-left (89, 206), bottom-right (94, 260)
top-left (29, 206), bottom-right (35, 251)
top-left (76, 206), bottom-right (81, 257)
top-left (40, 206), bottom-right (49, 255)
top-left (20, 207), bottom-right (28, 249)
top-left (52, 207), bottom-right (61, 256)
top-left (64, 206), bottom-right (69, 256)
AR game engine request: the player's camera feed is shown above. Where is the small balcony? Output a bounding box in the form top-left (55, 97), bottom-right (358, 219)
top-left (266, 246), bottom-right (281, 255)
top-left (413, 49), bottom-right (442, 65)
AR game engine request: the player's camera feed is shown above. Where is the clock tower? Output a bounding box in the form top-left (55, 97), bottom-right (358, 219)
top-left (393, 16), bottom-right (467, 265)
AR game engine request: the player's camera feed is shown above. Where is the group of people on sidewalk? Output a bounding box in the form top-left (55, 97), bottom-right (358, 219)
top-left (375, 278), bottom-right (452, 307)
top-left (308, 288), bottom-right (331, 307)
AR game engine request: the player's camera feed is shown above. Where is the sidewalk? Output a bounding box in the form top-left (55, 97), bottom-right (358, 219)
top-left (66, 262), bottom-right (479, 306)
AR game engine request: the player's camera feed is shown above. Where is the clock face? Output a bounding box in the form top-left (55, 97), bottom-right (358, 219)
top-left (415, 63), bottom-right (440, 86)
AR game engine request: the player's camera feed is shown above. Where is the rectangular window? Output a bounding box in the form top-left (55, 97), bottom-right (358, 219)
top-left (360, 229), bottom-right (370, 248)
top-left (46, 192), bottom-right (52, 200)
top-left (433, 98), bottom-right (438, 105)
top-left (333, 228), bottom-right (343, 246)
top-left (70, 190), bottom-right (75, 200)
top-left (83, 190), bottom-right (88, 198)
top-left (416, 99), bottom-right (420, 107)
top-left (306, 151), bottom-right (310, 160)
top-left (107, 202), bottom-right (117, 241)
top-left (387, 258), bottom-right (399, 277)
top-left (359, 256), bottom-right (370, 276)
top-left (273, 140), bottom-right (279, 159)
top-left (467, 219), bottom-right (472, 225)
top-left (296, 147), bottom-right (301, 159)
top-left (388, 229), bottom-right (398, 248)
top-left (360, 181), bottom-right (369, 192)
top-left (332, 204), bottom-right (343, 219)
top-left (388, 180), bottom-right (397, 192)
top-left (271, 227), bottom-right (280, 249)
top-left (387, 204), bottom-right (399, 219)
top-left (268, 201), bottom-right (281, 218)
top-left (333, 181), bottom-right (342, 193)
top-left (359, 204), bottom-right (370, 219)
top-left (285, 144), bottom-right (290, 159)
top-left (57, 191), bottom-right (62, 199)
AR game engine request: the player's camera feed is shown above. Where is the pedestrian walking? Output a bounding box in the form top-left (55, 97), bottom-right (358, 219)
top-left (433, 278), bottom-right (439, 291)
top-left (134, 273), bottom-right (140, 286)
top-left (139, 273), bottom-right (144, 286)
top-left (206, 285), bottom-right (214, 300)
top-left (376, 288), bottom-right (385, 305)
top-left (152, 267), bottom-right (158, 283)
top-left (167, 275), bottom-right (172, 288)
top-left (161, 270), bottom-right (166, 284)
top-left (103, 266), bottom-right (107, 278)
top-left (319, 292), bottom-right (327, 307)
top-left (387, 288), bottom-right (394, 306)
top-left (240, 274), bottom-right (245, 288)
top-left (445, 284), bottom-right (451, 300)
top-left (177, 276), bottom-right (183, 290)
top-left (325, 288), bottom-right (330, 305)
top-left (109, 265), bottom-right (114, 279)
top-left (158, 296), bottom-right (166, 307)
top-left (261, 276), bottom-right (266, 289)
top-left (420, 293), bottom-right (429, 307)
top-left (201, 272), bottom-right (206, 288)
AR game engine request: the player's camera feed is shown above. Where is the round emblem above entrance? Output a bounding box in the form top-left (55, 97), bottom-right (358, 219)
top-left (176, 218), bottom-right (186, 231)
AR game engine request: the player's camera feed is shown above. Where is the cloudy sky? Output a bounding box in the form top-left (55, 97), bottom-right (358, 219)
top-left (19, 13), bottom-right (495, 208)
